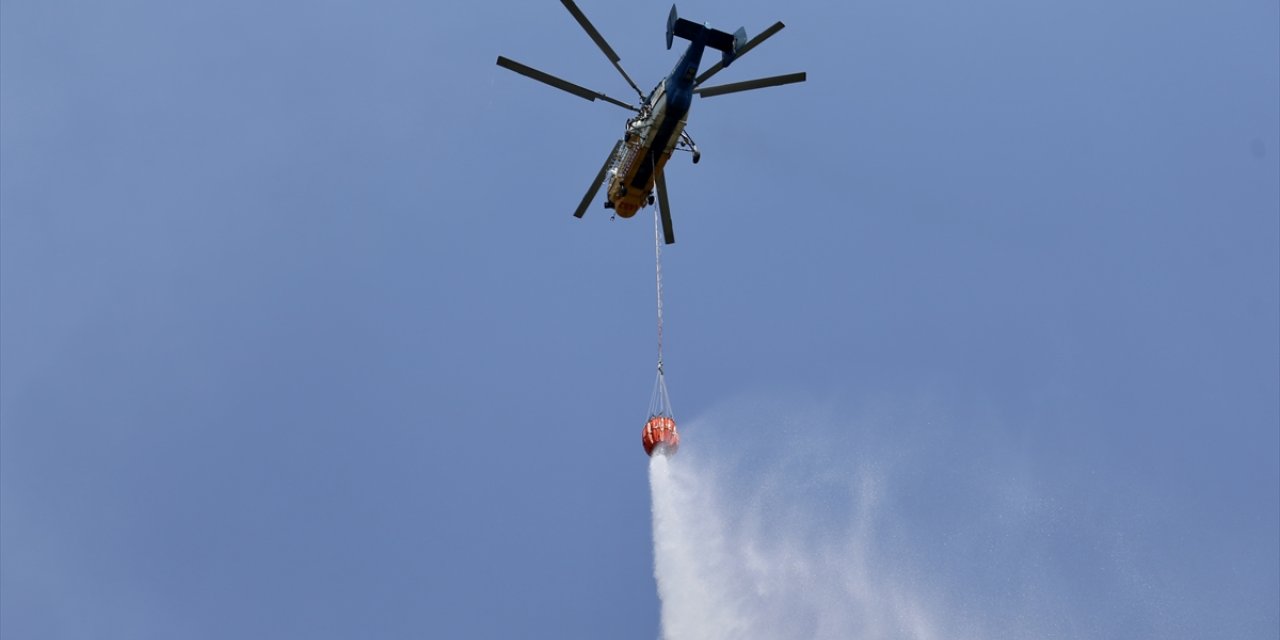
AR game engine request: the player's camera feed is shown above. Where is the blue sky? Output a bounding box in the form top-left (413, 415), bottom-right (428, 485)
top-left (2, 0), bottom-right (1277, 638)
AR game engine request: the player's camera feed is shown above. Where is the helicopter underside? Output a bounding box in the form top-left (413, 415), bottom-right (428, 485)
top-left (605, 85), bottom-right (687, 218)
top-left (607, 143), bottom-right (675, 218)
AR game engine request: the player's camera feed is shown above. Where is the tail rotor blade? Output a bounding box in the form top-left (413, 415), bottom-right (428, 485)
top-left (575, 140), bottom-right (623, 218)
top-left (694, 21), bottom-right (786, 87)
top-left (655, 170), bottom-right (675, 244)
top-left (560, 0), bottom-right (646, 100)
top-left (694, 72), bottom-right (807, 98)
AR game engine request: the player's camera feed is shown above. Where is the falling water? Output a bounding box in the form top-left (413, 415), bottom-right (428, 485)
top-left (644, 396), bottom-right (1133, 640)
top-left (648, 443), bottom-right (948, 640)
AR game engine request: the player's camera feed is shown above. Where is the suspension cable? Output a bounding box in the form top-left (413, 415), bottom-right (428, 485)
top-left (654, 207), bottom-right (665, 375)
top-left (648, 206), bottom-right (673, 419)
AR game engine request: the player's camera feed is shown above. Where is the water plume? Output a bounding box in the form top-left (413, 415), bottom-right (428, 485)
top-left (647, 394), bottom-right (1051, 640)
top-left (650, 449), bottom-right (947, 639)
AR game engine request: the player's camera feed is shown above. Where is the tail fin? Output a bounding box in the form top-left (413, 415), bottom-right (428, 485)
top-left (665, 5), bottom-right (746, 67)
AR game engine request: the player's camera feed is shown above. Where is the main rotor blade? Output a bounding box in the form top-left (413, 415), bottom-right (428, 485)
top-left (496, 56), bottom-right (638, 111)
top-left (694, 72), bottom-right (807, 98)
top-left (575, 140), bottom-right (623, 218)
top-left (559, 0), bottom-right (646, 100)
top-left (655, 170), bottom-right (675, 245)
top-left (694, 21), bottom-right (786, 87)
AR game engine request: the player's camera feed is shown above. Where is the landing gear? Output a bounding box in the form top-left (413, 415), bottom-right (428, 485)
top-left (648, 194), bottom-right (656, 205)
top-left (678, 130), bottom-right (701, 164)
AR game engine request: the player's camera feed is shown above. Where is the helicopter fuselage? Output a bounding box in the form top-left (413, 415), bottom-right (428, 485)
top-left (604, 40), bottom-right (704, 218)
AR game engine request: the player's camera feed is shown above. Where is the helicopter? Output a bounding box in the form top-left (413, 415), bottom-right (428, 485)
top-left (496, 2), bottom-right (805, 244)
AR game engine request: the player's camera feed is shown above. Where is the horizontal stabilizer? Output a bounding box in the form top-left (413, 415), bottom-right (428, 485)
top-left (704, 26), bottom-right (737, 56)
top-left (671, 17), bottom-right (703, 44)
top-left (695, 21), bottom-right (785, 86)
top-left (666, 5), bottom-right (744, 65)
